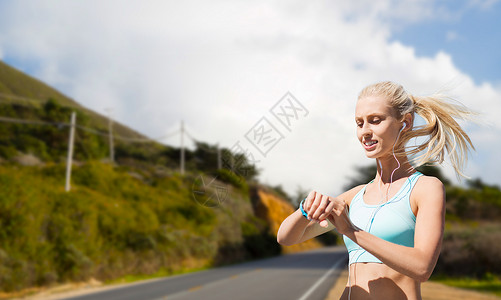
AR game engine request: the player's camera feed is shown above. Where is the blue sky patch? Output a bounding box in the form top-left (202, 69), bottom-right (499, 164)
top-left (391, 1), bottom-right (501, 84)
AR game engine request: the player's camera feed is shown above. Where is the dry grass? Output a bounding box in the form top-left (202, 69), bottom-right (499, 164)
top-left (421, 281), bottom-right (501, 300)
top-left (326, 270), bottom-right (501, 300)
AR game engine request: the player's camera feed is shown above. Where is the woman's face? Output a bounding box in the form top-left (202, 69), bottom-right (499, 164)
top-left (355, 95), bottom-right (402, 159)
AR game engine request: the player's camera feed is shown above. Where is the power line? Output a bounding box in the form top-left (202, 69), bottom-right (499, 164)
top-left (183, 129), bottom-right (197, 143)
top-left (0, 93), bottom-right (186, 144)
top-left (74, 124), bottom-right (109, 137)
top-left (0, 116), bottom-right (67, 127)
top-left (0, 92), bottom-right (48, 105)
top-left (0, 112), bottom-right (224, 180)
top-left (0, 91), bottom-right (233, 183)
top-left (154, 130), bottom-right (180, 141)
top-left (0, 114), bottom-right (181, 144)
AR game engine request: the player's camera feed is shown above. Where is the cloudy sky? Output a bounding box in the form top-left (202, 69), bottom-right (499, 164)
top-left (0, 0), bottom-right (500, 198)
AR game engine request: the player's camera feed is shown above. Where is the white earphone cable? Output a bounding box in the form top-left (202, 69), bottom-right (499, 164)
top-left (347, 124), bottom-right (404, 300)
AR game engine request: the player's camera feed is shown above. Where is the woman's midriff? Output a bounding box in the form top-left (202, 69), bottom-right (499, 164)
top-left (339, 263), bottom-right (421, 300)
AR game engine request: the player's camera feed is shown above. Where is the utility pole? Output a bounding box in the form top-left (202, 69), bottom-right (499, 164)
top-left (105, 108), bottom-right (114, 163)
top-left (217, 143), bottom-right (222, 169)
top-left (180, 120), bottom-right (185, 175)
top-left (65, 112), bottom-right (76, 192)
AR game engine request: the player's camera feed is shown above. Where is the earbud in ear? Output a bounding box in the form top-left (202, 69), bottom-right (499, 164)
top-left (399, 122), bottom-right (406, 133)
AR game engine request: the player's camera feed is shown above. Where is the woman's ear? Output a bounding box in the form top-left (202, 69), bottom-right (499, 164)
top-left (402, 113), bottom-right (413, 131)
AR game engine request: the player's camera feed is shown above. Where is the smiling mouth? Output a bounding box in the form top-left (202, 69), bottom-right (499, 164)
top-left (363, 140), bottom-right (378, 149)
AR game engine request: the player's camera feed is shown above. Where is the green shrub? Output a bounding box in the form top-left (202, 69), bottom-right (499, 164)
top-left (241, 216), bottom-right (281, 259)
top-left (436, 223), bottom-right (501, 278)
top-left (213, 168), bottom-right (248, 192)
top-left (0, 161), bottom-right (276, 292)
top-left (0, 145), bottom-right (17, 159)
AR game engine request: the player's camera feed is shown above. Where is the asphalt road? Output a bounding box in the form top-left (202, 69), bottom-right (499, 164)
top-left (63, 246), bottom-right (348, 300)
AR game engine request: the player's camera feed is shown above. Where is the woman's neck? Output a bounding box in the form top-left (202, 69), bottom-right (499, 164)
top-left (375, 155), bottom-right (415, 184)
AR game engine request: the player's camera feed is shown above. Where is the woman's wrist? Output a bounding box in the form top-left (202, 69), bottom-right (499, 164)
top-left (340, 222), bottom-right (361, 239)
top-left (299, 198), bottom-right (309, 220)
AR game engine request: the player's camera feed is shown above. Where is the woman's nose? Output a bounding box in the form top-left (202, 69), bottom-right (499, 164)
top-left (360, 123), bottom-right (372, 136)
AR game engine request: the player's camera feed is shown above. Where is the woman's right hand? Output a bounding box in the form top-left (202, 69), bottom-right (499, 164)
top-left (303, 190), bottom-right (337, 228)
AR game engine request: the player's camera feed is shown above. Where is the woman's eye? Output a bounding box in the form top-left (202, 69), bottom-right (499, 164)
top-left (372, 119), bottom-right (381, 124)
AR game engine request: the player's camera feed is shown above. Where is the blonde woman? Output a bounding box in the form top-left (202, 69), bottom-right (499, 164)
top-left (277, 81), bottom-right (475, 300)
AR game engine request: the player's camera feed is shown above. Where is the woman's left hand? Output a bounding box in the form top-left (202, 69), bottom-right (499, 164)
top-left (318, 199), bottom-right (356, 235)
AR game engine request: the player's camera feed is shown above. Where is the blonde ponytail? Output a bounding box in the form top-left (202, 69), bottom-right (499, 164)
top-left (405, 95), bottom-right (475, 178)
top-left (359, 81), bottom-right (476, 178)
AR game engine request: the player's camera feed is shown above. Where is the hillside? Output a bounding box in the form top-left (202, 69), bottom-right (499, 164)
top-left (0, 61), bottom-right (329, 296)
top-left (0, 60), bottom-right (145, 140)
top-left (0, 162), bottom-right (262, 292)
top-left (0, 161), bottom-right (328, 295)
top-left (0, 60), bottom-right (181, 171)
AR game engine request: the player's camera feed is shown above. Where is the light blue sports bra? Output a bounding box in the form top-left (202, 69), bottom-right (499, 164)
top-left (343, 171), bottom-right (423, 265)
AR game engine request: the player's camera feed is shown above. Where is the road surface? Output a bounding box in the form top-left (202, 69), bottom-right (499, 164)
top-left (63, 246), bottom-right (348, 300)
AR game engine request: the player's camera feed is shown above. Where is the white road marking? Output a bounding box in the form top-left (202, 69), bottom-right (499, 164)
top-left (297, 258), bottom-right (345, 300)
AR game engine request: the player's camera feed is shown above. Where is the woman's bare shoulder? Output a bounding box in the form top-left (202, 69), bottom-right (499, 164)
top-left (414, 175), bottom-right (444, 193)
top-left (412, 175), bottom-right (445, 207)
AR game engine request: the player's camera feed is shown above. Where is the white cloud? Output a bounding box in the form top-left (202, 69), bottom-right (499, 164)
top-left (468, 0), bottom-right (500, 10)
top-left (0, 0), bottom-right (500, 197)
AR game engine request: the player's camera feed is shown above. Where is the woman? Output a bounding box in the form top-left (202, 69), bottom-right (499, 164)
top-left (277, 81), bottom-right (475, 300)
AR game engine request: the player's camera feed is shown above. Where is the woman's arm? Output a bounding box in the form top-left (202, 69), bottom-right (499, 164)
top-left (276, 185), bottom-right (363, 246)
top-left (276, 209), bottom-right (332, 246)
top-left (329, 176), bottom-right (445, 282)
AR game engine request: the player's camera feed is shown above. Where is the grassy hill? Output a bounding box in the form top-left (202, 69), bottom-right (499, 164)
top-left (0, 162), bottom-right (271, 292)
top-left (0, 61), bottom-right (82, 107)
top-left (0, 61), bottom-right (332, 295)
top-left (0, 61), bottom-right (145, 140)
top-left (0, 158), bottom-right (330, 294)
top-left (0, 60), bottom-right (196, 173)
